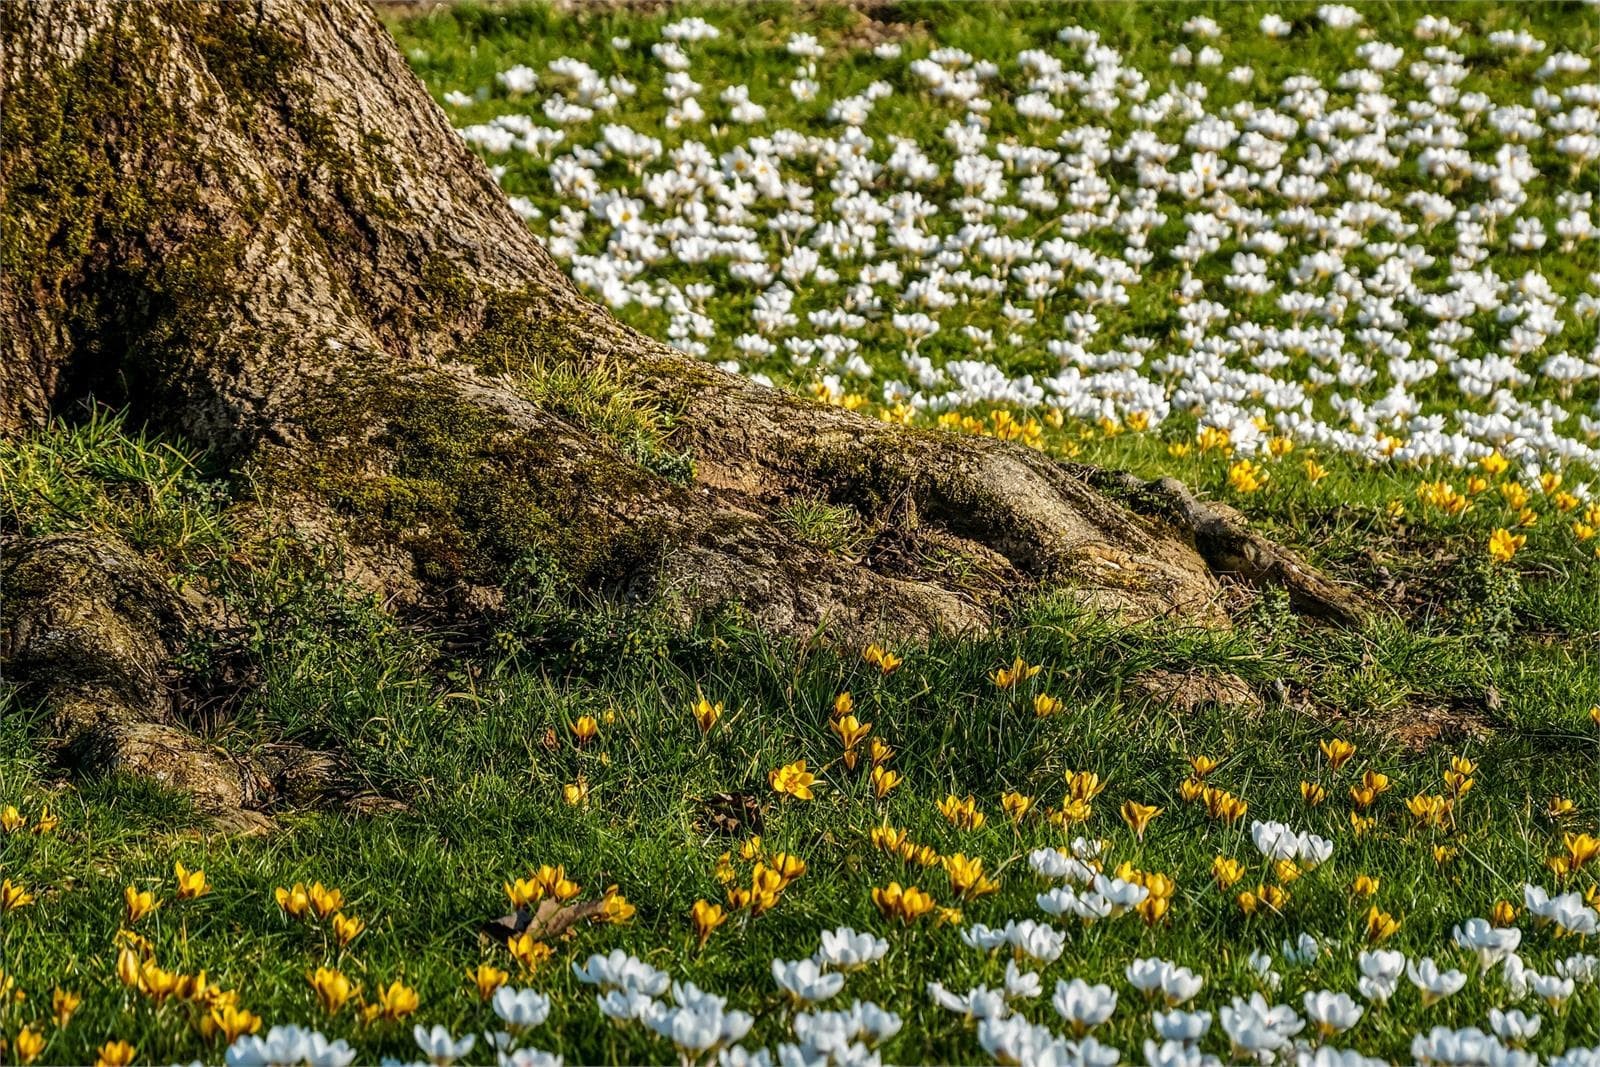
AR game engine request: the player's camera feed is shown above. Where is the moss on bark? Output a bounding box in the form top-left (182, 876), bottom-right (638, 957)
top-left (261, 364), bottom-right (673, 593)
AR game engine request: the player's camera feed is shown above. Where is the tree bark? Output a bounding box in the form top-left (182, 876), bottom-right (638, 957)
top-left (0, 0), bottom-right (1365, 817)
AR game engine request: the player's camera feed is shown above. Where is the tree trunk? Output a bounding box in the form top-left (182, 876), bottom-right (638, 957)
top-left (0, 0), bottom-right (1363, 819)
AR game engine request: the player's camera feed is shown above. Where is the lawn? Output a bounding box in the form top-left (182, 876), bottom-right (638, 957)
top-left (3, 2), bottom-right (1599, 1066)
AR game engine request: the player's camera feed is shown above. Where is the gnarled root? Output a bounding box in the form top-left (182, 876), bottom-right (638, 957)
top-left (1, 533), bottom-right (362, 831)
top-left (1077, 468), bottom-right (1370, 627)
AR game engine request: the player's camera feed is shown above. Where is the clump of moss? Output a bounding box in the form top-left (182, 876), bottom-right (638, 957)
top-left (191, 14), bottom-right (306, 105)
top-left (277, 366), bottom-right (669, 593)
top-left (1443, 555), bottom-right (1521, 646)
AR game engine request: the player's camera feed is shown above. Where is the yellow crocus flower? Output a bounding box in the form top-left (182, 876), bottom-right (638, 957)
top-left (871, 882), bottom-right (934, 923)
top-left (14, 1026), bottom-right (45, 1064)
top-left (691, 900), bottom-right (726, 945)
top-left (1001, 790), bottom-right (1033, 823)
top-left (769, 760), bottom-right (817, 800)
top-left (331, 912), bottom-right (365, 947)
top-left (95, 1041), bottom-right (136, 1067)
top-left (1120, 800), bottom-right (1162, 839)
top-left (368, 979), bottom-right (419, 1021)
top-left (691, 692), bottom-right (722, 734)
top-left (936, 794), bottom-right (984, 830)
top-left (275, 883), bottom-right (310, 918)
top-left (990, 656), bottom-right (1042, 689)
top-left (174, 862), bottom-right (210, 901)
top-left (1319, 738), bottom-right (1356, 769)
top-left (307, 883), bottom-right (342, 920)
top-left (52, 987), bottom-right (81, 1028)
top-left (123, 886), bottom-right (158, 924)
top-left (0, 878), bottom-right (35, 912)
top-left (1365, 905), bottom-right (1401, 942)
top-left (210, 1004), bottom-right (262, 1042)
top-left (1033, 693), bottom-right (1064, 718)
top-left (467, 963), bottom-right (508, 1000)
top-left (507, 930), bottom-right (553, 973)
top-left (1488, 527), bottom-right (1525, 563)
top-left (307, 967), bottom-right (356, 1015)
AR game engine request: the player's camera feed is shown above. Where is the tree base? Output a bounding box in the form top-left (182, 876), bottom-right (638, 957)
top-left (0, 0), bottom-right (1366, 825)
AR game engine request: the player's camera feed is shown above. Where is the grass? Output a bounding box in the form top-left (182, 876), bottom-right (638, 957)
top-left (2, 410), bottom-right (1597, 1064)
top-left (772, 498), bottom-right (868, 558)
top-left (515, 358), bottom-right (695, 484)
top-left (2, 1), bottom-right (1600, 1064)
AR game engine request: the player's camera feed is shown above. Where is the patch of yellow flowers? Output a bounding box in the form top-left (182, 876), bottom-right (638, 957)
top-left (691, 836), bottom-right (809, 941)
top-left (7, 641), bottom-right (1600, 1065)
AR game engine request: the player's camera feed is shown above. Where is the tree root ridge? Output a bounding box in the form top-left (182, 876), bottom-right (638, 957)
top-left (2, 533), bottom-right (372, 831)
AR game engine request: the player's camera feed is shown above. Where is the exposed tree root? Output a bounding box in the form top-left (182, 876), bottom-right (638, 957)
top-left (1079, 468), bottom-right (1370, 628)
top-left (1, 534), bottom-right (367, 831)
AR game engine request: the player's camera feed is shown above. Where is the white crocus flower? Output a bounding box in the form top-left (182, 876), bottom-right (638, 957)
top-left (492, 988), bottom-right (552, 1032)
top-left (1531, 972), bottom-right (1575, 1008)
top-left (1452, 917), bottom-right (1522, 968)
top-left (772, 959), bottom-right (845, 1004)
top-left (1247, 949), bottom-right (1282, 993)
top-left (1407, 957), bottom-right (1468, 1006)
top-left (1219, 993), bottom-right (1304, 1059)
top-left (1250, 820), bottom-right (1301, 861)
top-left (1281, 932), bottom-right (1321, 966)
top-left (1302, 990), bottom-right (1364, 1037)
top-left (1029, 847), bottom-right (1096, 883)
top-left (1489, 1008), bottom-right (1542, 1044)
top-left (815, 927), bottom-right (888, 971)
top-left (226, 1026), bottom-right (345, 1067)
top-left (1152, 1009), bottom-right (1212, 1043)
top-left (1051, 978), bottom-right (1118, 1034)
top-left (1126, 957), bottom-right (1168, 997)
top-left (597, 989), bottom-right (658, 1022)
top-left (1008, 919), bottom-right (1068, 962)
top-left (413, 1025), bottom-right (475, 1066)
top-left (573, 950), bottom-right (670, 995)
top-left (499, 1050), bottom-right (563, 1067)
top-left (1143, 1038), bottom-right (1218, 1067)
top-left (961, 923), bottom-right (1011, 951)
top-left (1411, 1026), bottom-right (1490, 1066)
top-left (1004, 960), bottom-right (1043, 1001)
top-left (1357, 948), bottom-right (1407, 1006)
top-left (927, 981), bottom-right (1009, 1020)
top-left (1557, 953), bottom-right (1599, 983)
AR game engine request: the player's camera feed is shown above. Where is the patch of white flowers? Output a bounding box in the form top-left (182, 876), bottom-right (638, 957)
top-left (442, 10), bottom-right (1599, 485)
top-left (216, 888), bottom-right (1600, 1065)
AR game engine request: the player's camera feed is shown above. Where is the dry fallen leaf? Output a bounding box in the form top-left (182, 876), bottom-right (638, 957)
top-left (700, 791), bottom-right (763, 837)
top-left (484, 895), bottom-right (608, 944)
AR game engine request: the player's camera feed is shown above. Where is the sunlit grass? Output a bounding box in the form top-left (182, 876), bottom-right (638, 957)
top-left (2, 0), bottom-right (1599, 1062)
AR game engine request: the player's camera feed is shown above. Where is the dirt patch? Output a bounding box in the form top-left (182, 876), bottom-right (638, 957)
top-left (1131, 668), bottom-right (1264, 713)
top-left (1374, 694), bottom-right (1497, 751)
top-left (1285, 684), bottom-right (1499, 752)
top-left (821, 3), bottom-right (927, 50)
top-left (697, 790), bottom-right (765, 837)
